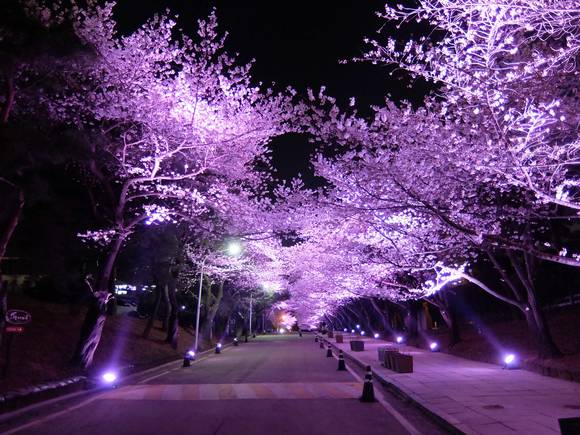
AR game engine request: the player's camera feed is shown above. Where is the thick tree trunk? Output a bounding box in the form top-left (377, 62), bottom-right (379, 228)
top-left (71, 291), bottom-right (109, 369)
top-left (72, 235), bottom-right (124, 369)
top-left (525, 290), bottom-right (561, 359)
top-left (201, 280), bottom-right (224, 342)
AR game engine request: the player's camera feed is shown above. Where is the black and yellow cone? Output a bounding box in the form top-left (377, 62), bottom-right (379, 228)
top-left (326, 345), bottom-right (333, 357)
top-left (315, 335), bottom-right (319, 343)
top-left (360, 365), bottom-right (376, 402)
top-left (182, 356), bottom-right (191, 368)
top-left (337, 350), bottom-right (347, 371)
top-left (319, 340), bottom-right (324, 349)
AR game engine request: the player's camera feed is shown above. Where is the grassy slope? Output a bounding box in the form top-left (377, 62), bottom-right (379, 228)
top-left (429, 304), bottom-right (580, 378)
top-left (0, 295), bottom-right (196, 392)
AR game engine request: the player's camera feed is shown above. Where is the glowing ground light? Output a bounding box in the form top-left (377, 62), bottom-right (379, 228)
top-left (429, 342), bottom-right (439, 351)
top-left (361, 331), bottom-right (366, 336)
top-left (279, 328), bottom-right (285, 333)
top-left (187, 350), bottom-right (195, 358)
top-left (102, 372), bottom-right (117, 384)
top-left (503, 353), bottom-right (517, 368)
top-left (396, 336), bottom-right (404, 344)
top-left (343, 328), bottom-right (348, 332)
top-left (217, 343), bottom-right (222, 348)
top-left (374, 333), bottom-right (379, 339)
top-left (351, 329), bottom-right (355, 333)
top-left (356, 324), bottom-right (361, 329)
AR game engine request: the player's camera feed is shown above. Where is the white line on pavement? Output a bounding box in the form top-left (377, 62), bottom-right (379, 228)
top-left (333, 351), bottom-right (424, 435)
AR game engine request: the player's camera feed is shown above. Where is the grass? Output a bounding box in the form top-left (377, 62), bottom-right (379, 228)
top-left (0, 294), bottom-right (199, 393)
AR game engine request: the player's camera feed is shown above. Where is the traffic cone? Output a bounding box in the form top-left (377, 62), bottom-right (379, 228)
top-left (319, 340), bottom-right (324, 349)
top-left (234, 338), bottom-right (239, 346)
top-left (183, 356), bottom-right (191, 367)
top-left (315, 335), bottom-right (319, 343)
top-left (337, 351), bottom-right (347, 371)
top-left (326, 345), bottom-right (333, 357)
top-left (360, 365), bottom-right (376, 402)
top-left (245, 335), bottom-right (248, 343)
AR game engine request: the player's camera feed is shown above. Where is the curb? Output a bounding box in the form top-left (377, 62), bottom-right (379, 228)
top-left (0, 338), bottom-right (242, 422)
top-left (320, 336), bottom-right (467, 435)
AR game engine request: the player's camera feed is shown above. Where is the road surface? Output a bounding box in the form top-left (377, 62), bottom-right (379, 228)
top-left (1, 335), bottom-right (443, 435)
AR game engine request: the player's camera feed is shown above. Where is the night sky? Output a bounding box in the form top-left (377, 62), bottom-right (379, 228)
top-left (114, 1), bottom-right (406, 183)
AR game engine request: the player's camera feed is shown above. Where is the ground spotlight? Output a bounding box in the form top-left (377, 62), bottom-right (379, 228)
top-left (343, 328), bottom-right (348, 332)
top-left (396, 336), bottom-right (404, 344)
top-left (503, 353), bottom-right (518, 369)
top-left (101, 371), bottom-right (118, 387)
top-left (356, 324), bottom-right (361, 329)
top-left (279, 328), bottom-right (285, 334)
top-left (234, 337), bottom-right (239, 346)
top-left (429, 341), bottom-right (439, 352)
top-left (361, 331), bottom-right (366, 336)
top-left (215, 343), bottom-right (222, 354)
top-left (374, 333), bottom-right (379, 339)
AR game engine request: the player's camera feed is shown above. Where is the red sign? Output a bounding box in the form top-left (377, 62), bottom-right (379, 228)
top-left (5, 326), bottom-right (24, 333)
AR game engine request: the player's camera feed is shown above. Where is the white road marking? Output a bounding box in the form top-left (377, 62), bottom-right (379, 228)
top-left (333, 351), bottom-right (424, 435)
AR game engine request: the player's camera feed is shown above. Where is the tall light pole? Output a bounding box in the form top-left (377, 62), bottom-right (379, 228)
top-left (193, 259), bottom-right (205, 353)
top-left (249, 291), bottom-right (253, 336)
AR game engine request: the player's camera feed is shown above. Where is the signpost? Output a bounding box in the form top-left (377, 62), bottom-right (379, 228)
top-left (2, 309), bottom-right (31, 378)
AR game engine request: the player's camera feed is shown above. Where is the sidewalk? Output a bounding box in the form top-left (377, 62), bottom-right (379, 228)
top-left (323, 334), bottom-right (580, 434)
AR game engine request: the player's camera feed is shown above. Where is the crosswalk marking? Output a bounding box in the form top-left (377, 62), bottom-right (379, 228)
top-left (98, 382), bottom-right (361, 401)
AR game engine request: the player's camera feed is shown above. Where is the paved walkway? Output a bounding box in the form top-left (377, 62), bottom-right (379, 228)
top-left (324, 333), bottom-right (580, 434)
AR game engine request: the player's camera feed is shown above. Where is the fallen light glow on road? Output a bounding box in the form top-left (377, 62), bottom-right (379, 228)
top-left (396, 336), bottom-right (404, 344)
top-left (429, 342), bottom-right (439, 351)
top-left (374, 333), bottom-right (379, 339)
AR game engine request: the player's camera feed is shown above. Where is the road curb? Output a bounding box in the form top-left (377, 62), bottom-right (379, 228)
top-left (321, 337), bottom-right (467, 435)
top-left (0, 338), bottom-right (242, 423)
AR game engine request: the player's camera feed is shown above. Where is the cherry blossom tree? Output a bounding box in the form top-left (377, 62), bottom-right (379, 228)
top-left (362, 0), bottom-right (579, 210)
top-left (17, 2), bottom-right (299, 368)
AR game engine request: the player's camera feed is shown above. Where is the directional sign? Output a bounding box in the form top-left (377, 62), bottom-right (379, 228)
top-left (5, 325), bottom-right (24, 333)
top-left (5, 310), bottom-right (32, 325)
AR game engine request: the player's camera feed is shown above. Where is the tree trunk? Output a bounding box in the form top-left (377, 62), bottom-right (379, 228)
top-left (72, 234), bottom-right (124, 369)
top-left (369, 298), bottom-right (390, 333)
top-left (0, 282), bottom-right (7, 349)
top-left (142, 281), bottom-right (162, 339)
top-left (525, 289), bottom-right (561, 359)
top-left (404, 302), bottom-right (420, 344)
top-left (165, 277), bottom-right (179, 349)
top-left (162, 285), bottom-right (170, 332)
top-left (507, 250), bottom-right (561, 359)
top-left (71, 291), bottom-right (110, 369)
top-left (201, 280), bottom-right (224, 342)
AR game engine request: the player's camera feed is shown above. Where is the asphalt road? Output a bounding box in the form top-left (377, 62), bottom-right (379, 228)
top-left (1, 335), bottom-right (443, 435)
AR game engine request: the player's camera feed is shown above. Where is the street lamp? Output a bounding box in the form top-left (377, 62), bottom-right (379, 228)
top-left (227, 240), bottom-right (242, 257)
top-left (193, 258), bottom-right (206, 353)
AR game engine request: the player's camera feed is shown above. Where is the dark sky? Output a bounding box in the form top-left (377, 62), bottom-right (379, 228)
top-left (114, 1), bottom-right (408, 183)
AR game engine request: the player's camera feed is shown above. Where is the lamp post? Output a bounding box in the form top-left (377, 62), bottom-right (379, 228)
top-left (193, 259), bottom-right (205, 353)
top-left (249, 291), bottom-right (253, 337)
